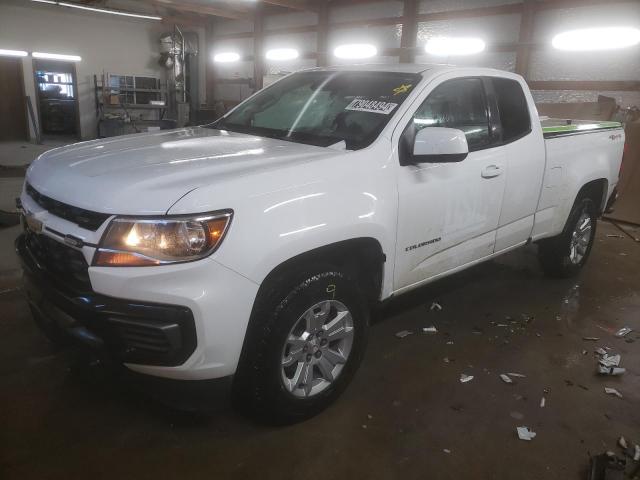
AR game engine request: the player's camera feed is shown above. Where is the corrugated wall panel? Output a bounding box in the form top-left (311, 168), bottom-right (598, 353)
top-left (418, 0), bottom-right (521, 15)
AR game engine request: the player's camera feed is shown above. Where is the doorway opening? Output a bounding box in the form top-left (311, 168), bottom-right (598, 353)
top-left (0, 56), bottom-right (28, 142)
top-left (33, 59), bottom-right (80, 142)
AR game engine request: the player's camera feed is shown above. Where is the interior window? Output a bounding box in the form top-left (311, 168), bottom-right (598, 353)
top-left (492, 78), bottom-right (531, 143)
top-left (412, 78), bottom-right (491, 151)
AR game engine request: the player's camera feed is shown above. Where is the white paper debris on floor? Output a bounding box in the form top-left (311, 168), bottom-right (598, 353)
top-left (430, 302), bottom-right (442, 311)
top-left (583, 337), bottom-right (600, 341)
top-left (614, 327), bottom-right (632, 337)
top-left (507, 373), bottom-right (526, 378)
top-left (395, 330), bottom-right (412, 339)
top-left (443, 449), bottom-right (451, 454)
top-left (604, 387), bottom-right (623, 398)
top-left (460, 374), bottom-right (474, 383)
top-left (517, 426), bottom-right (537, 441)
top-left (422, 326), bottom-right (437, 334)
top-left (598, 365), bottom-right (626, 376)
top-left (619, 436), bottom-right (628, 449)
top-left (500, 374), bottom-right (513, 384)
top-left (596, 347), bottom-right (608, 356)
top-left (598, 353), bottom-right (621, 367)
top-left (540, 397), bottom-right (546, 408)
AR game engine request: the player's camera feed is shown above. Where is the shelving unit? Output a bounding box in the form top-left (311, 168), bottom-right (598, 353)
top-left (94, 72), bottom-right (171, 138)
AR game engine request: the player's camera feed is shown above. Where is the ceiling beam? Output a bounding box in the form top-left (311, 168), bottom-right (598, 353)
top-left (147, 0), bottom-right (248, 19)
top-left (261, 0), bottom-right (320, 12)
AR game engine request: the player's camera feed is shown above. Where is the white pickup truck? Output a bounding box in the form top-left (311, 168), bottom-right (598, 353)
top-left (17, 64), bottom-right (624, 422)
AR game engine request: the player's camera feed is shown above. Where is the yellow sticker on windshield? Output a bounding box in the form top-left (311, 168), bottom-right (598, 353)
top-left (393, 84), bottom-right (413, 96)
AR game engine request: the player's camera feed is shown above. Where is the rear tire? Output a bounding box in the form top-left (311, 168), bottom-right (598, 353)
top-left (538, 197), bottom-right (597, 278)
top-left (233, 266), bottom-right (368, 424)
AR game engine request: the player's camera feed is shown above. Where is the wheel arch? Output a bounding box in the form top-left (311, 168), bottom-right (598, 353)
top-left (575, 178), bottom-right (608, 215)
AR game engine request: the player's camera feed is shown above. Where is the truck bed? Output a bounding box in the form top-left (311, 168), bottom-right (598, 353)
top-left (540, 118), bottom-right (622, 139)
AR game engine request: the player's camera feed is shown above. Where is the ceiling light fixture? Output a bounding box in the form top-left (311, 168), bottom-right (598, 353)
top-left (265, 48), bottom-right (299, 61)
top-left (33, 52), bottom-right (82, 62)
top-left (0, 49), bottom-right (29, 57)
top-left (552, 26), bottom-right (640, 51)
top-left (334, 43), bottom-right (378, 59)
top-left (214, 52), bottom-right (241, 63)
top-left (30, 0), bottom-right (162, 21)
top-left (424, 37), bottom-right (486, 56)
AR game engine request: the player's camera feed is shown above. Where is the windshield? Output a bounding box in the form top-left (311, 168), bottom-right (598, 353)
top-left (209, 71), bottom-right (422, 150)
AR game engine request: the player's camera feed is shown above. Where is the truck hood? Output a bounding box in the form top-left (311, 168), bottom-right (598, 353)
top-left (26, 127), bottom-right (335, 215)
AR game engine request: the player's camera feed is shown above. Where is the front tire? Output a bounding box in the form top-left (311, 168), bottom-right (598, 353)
top-left (234, 267), bottom-right (368, 424)
top-left (538, 197), bottom-right (597, 278)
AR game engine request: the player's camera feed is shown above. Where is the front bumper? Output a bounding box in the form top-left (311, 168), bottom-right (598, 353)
top-left (17, 233), bottom-right (197, 367)
top-left (16, 230), bottom-right (260, 381)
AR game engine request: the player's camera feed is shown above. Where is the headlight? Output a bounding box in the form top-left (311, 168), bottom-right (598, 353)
top-left (93, 211), bottom-right (232, 267)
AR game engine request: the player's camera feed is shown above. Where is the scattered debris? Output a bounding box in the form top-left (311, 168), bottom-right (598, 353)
top-left (606, 234), bottom-right (625, 238)
top-left (588, 452), bottom-right (626, 480)
top-left (362, 424), bottom-right (367, 429)
top-left (599, 354), bottom-right (621, 368)
top-left (430, 302), bottom-right (442, 312)
top-left (540, 397), bottom-right (546, 408)
top-left (395, 330), bottom-right (412, 339)
top-left (565, 380), bottom-right (574, 387)
top-left (598, 365), bottom-right (626, 376)
top-left (443, 449), bottom-right (451, 454)
top-left (619, 437), bottom-right (628, 450)
top-left (614, 327), bottom-right (632, 338)
top-left (634, 445), bottom-right (640, 462)
top-left (604, 387), bottom-right (623, 398)
top-left (472, 327), bottom-right (484, 335)
top-left (460, 374), bottom-right (474, 383)
top-left (583, 337), bottom-right (600, 341)
top-left (367, 414), bottom-right (373, 420)
top-left (596, 347), bottom-right (608, 356)
top-left (619, 252), bottom-right (628, 256)
top-left (516, 426), bottom-right (537, 441)
top-left (578, 384), bottom-right (590, 391)
top-left (422, 326), bottom-right (438, 334)
top-left (443, 357), bottom-right (451, 364)
top-left (500, 374), bottom-right (514, 384)
top-left (582, 350), bottom-right (588, 355)
top-left (507, 372), bottom-right (526, 378)
top-left (510, 411), bottom-right (524, 420)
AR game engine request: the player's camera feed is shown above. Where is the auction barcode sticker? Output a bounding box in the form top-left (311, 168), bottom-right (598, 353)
top-left (345, 98), bottom-right (398, 115)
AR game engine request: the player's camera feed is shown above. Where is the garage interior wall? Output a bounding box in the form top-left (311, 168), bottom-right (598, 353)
top-left (210, 0), bottom-right (640, 108)
top-left (0, 0), bottom-right (206, 141)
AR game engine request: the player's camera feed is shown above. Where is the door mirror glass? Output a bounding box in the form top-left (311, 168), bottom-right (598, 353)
top-left (412, 127), bottom-right (469, 163)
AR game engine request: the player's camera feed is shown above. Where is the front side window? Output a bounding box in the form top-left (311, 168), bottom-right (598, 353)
top-left (492, 77), bottom-right (531, 143)
top-left (412, 78), bottom-right (491, 151)
top-left (211, 71), bottom-right (422, 150)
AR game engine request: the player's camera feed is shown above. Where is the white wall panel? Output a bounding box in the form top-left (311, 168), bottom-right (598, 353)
top-left (532, 3), bottom-right (640, 42)
top-left (415, 51), bottom-right (516, 71)
top-left (417, 14), bottom-right (521, 44)
top-left (532, 91), bottom-right (640, 109)
top-left (264, 11), bottom-right (317, 30)
top-left (213, 19), bottom-right (253, 36)
top-left (528, 49), bottom-right (640, 81)
top-left (329, 1), bottom-right (403, 23)
top-left (419, 0), bottom-right (521, 15)
top-left (329, 25), bottom-right (402, 51)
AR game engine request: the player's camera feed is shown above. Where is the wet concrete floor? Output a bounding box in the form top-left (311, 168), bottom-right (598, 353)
top-left (1, 220), bottom-right (639, 479)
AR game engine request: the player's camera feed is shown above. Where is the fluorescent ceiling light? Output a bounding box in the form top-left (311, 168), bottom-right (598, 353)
top-left (552, 26), bottom-right (640, 51)
top-left (214, 52), bottom-right (241, 63)
top-left (265, 48), bottom-right (299, 61)
top-left (334, 43), bottom-right (377, 59)
top-left (424, 37), bottom-right (486, 56)
top-left (33, 52), bottom-right (82, 62)
top-left (0, 49), bottom-right (28, 57)
top-left (30, 0), bottom-right (162, 21)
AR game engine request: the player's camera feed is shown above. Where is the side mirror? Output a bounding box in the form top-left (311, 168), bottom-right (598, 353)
top-left (412, 127), bottom-right (469, 163)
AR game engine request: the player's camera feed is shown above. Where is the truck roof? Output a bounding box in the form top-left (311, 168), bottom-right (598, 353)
top-left (306, 63), bottom-right (522, 79)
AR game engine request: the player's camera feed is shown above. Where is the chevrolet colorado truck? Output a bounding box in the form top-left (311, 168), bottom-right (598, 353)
top-left (16, 65), bottom-right (624, 422)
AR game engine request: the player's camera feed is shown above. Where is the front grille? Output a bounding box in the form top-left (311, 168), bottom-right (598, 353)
top-left (24, 230), bottom-right (91, 291)
top-left (26, 183), bottom-right (110, 231)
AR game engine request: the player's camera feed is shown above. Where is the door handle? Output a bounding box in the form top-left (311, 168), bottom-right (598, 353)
top-left (481, 164), bottom-right (503, 178)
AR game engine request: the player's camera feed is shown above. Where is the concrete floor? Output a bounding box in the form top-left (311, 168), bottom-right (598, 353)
top-left (1, 220), bottom-right (639, 480)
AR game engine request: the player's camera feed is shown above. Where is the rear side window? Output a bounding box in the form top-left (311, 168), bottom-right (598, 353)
top-left (412, 78), bottom-right (491, 151)
top-left (492, 78), bottom-right (531, 143)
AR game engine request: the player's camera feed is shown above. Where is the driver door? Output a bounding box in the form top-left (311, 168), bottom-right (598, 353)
top-left (393, 75), bottom-right (507, 291)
